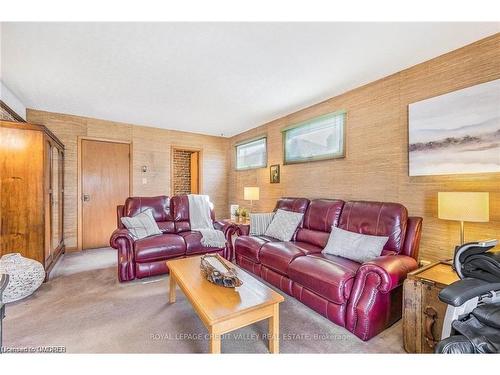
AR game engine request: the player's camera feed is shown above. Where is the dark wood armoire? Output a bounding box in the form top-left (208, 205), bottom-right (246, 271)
top-left (0, 120), bottom-right (65, 276)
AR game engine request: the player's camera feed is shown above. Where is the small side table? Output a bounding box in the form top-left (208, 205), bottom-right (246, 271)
top-left (224, 218), bottom-right (250, 234)
top-left (403, 261), bottom-right (459, 353)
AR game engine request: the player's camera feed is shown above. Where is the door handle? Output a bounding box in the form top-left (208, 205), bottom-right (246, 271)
top-left (83, 194), bottom-right (90, 202)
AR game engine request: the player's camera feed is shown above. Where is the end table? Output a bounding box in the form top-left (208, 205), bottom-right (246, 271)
top-left (403, 261), bottom-right (459, 353)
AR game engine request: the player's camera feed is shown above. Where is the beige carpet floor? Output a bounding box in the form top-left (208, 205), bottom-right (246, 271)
top-left (3, 248), bottom-right (405, 353)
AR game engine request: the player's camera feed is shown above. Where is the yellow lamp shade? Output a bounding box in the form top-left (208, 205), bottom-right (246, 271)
top-left (438, 192), bottom-right (489, 222)
top-left (244, 187), bottom-right (260, 201)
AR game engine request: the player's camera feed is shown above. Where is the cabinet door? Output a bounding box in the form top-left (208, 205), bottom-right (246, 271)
top-left (0, 126), bottom-right (44, 262)
top-left (45, 140), bottom-right (52, 262)
top-left (420, 282), bottom-right (448, 353)
top-left (58, 149), bottom-right (64, 247)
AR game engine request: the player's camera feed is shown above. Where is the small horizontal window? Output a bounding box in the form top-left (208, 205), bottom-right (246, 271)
top-left (283, 112), bottom-right (345, 164)
top-left (235, 137), bottom-right (267, 170)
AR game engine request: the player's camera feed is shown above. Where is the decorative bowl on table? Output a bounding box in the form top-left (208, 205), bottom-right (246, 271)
top-left (200, 254), bottom-right (243, 288)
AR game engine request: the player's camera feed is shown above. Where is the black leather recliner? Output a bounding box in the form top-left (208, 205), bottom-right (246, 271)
top-left (435, 240), bottom-right (500, 354)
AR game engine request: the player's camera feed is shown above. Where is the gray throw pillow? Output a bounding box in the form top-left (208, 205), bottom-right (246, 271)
top-left (322, 226), bottom-right (388, 263)
top-left (120, 208), bottom-right (162, 240)
top-left (249, 212), bottom-right (275, 236)
top-left (264, 209), bottom-right (304, 241)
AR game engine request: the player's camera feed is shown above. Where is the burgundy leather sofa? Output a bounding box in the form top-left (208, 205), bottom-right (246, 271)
top-left (110, 195), bottom-right (234, 282)
top-left (234, 197), bottom-right (422, 341)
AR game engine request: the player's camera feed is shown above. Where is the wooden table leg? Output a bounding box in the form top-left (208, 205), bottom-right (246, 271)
top-left (209, 326), bottom-right (221, 354)
top-left (268, 303), bottom-right (279, 353)
top-left (169, 273), bottom-right (176, 303)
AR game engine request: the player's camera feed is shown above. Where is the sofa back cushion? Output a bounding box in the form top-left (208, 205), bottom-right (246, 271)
top-left (123, 196), bottom-right (174, 233)
top-left (338, 201), bottom-right (408, 254)
top-left (274, 197), bottom-right (310, 214)
top-left (171, 195), bottom-right (216, 233)
top-left (296, 199), bottom-right (344, 248)
top-left (123, 196), bottom-right (173, 234)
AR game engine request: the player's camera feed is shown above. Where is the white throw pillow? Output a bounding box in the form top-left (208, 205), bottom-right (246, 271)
top-left (121, 209), bottom-right (162, 240)
top-left (249, 212), bottom-right (275, 236)
top-left (264, 209), bottom-right (304, 241)
top-left (322, 226), bottom-right (388, 263)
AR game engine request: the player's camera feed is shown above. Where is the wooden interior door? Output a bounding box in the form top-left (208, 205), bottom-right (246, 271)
top-left (81, 140), bottom-right (130, 249)
top-left (190, 151), bottom-right (199, 194)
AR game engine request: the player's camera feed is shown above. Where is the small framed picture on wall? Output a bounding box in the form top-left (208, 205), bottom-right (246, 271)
top-left (270, 164), bottom-right (280, 183)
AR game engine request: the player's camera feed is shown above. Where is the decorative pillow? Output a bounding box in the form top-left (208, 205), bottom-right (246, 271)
top-left (249, 212), bottom-right (275, 236)
top-left (264, 209), bottom-right (304, 241)
top-left (121, 208), bottom-right (162, 240)
top-left (322, 226), bottom-right (388, 263)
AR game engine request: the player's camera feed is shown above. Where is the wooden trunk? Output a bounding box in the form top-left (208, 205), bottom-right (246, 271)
top-left (403, 262), bottom-right (459, 353)
top-left (0, 120), bottom-right (65, 277)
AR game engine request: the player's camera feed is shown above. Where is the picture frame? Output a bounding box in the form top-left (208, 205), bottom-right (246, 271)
top-left (270, 164), bottom-right (280, 183)
top-left (408, 78), bottom-right (500, 176)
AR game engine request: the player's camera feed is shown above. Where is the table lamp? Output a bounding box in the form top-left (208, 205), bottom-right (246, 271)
top-left (438, 192), bottom-right (489, 245)
top-left (244, 187), bottom-right (260, 212)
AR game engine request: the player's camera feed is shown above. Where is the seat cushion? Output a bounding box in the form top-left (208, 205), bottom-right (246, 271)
top-left (179, 231), bottom-right (224, 255)
top-left (288, 253), bottom-right (360, 304)
top-left (260, 241), bottom-right (321, 275)
top-left (134, 234), bottom-right (186, 263)
top-left (234, 235), bottom-right (279, 262)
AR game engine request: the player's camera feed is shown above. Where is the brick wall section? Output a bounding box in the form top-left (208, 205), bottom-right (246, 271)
top-left (173, 150), bottom-right (193, 195)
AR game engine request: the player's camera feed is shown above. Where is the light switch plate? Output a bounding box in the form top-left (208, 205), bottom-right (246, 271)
top-left (142, 178), bottom-right (147, 184)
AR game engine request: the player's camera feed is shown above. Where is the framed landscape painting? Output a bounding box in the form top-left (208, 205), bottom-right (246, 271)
top-left (408, 79), bottom-right (500, 176)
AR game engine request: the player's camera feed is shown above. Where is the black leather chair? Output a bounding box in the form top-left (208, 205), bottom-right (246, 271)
top-left (0, 274), bottom-right (8, 350)
top-left (435, 240), bottom-right (500, 354)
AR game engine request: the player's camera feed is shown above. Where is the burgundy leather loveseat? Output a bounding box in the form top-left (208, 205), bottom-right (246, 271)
top-left (234, 198), bottom-right (422, 341)
top-left (110, 195), bottom-right (233, 282)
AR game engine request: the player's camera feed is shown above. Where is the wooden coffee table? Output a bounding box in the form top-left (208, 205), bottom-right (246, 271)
top-left (167, 255), bottom-right (284, 354)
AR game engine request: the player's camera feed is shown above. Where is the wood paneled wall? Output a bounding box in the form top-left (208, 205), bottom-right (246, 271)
top-left (228, 34), bottom-right (500, 263)
top-left (25, 34), bottom-right (499, 260)
top-left (27, 109), bottom-right (229, 250)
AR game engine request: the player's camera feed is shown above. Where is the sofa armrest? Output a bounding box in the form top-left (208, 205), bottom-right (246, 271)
top-left (346, 255), bottom-right (418, 340)
top-left (117, 205), bottom-right (125, 229)
top-left (110, 229), bottom-right (136, 282)
top-left (401, 216), bottom-right (423, 259)
top-left (213, 220), bottom-right (239, 260)
top-left (213, 220), bottom-right (233, 235)
top-left (356, 255), bottom-right (418, 293)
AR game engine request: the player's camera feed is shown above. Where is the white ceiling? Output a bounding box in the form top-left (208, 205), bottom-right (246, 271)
top-left (1, 22), bottom-right (498, 137)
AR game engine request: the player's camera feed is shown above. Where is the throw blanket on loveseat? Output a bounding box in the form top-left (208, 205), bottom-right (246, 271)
top-left (187, 194), bottom-right (227, 248)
